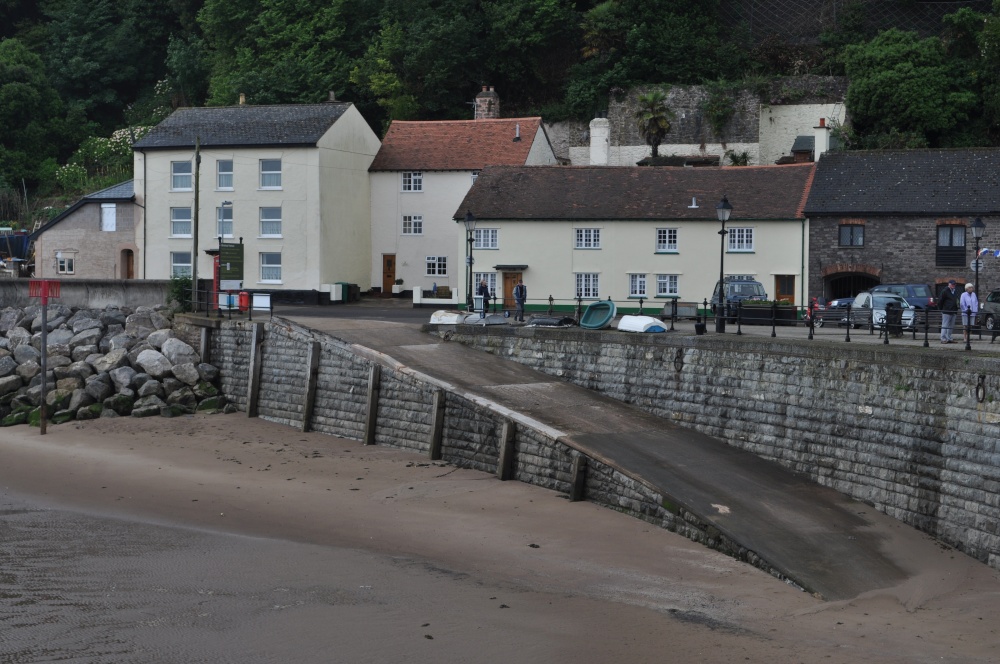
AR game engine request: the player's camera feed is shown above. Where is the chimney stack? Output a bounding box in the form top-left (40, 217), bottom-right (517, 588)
top-left (474, 86), bottom-right (500, 120)
top-left (814, 118), bottom-right (831, 162)
top-left (328, 91), bottom-right (337, 102)
top-left (589, 115), bottom-right (610, 165)
top-left (239, 93), bottom-right (246, 106)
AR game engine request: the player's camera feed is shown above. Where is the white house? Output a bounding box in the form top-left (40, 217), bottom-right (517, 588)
top-left (133, 97), bottom-right (381, 299)
top-left (454, 163), bottom-right (816, 312)
top-left (369, 86), bottom-right (557, 299)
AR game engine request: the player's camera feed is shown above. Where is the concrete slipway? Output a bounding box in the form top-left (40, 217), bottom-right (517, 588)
top-left (278, 308), bottom-right (933, 602)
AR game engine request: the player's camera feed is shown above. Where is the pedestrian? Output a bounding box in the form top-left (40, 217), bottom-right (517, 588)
top-left (513, 279), bottom-right (527, 322)
top-left (478, 278), bottom-right (491, 318)
top-left (961, 282), bottom-right (979, 342)
top-left (938, 279), bottom-right (960, 343)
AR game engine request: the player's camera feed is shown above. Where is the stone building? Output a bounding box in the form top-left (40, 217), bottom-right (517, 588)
top-left (804, 148), bottom-right (1000, 301)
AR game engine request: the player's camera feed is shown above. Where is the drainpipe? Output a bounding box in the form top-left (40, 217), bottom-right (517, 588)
top-left (801, 217), bottom-right (806, 305)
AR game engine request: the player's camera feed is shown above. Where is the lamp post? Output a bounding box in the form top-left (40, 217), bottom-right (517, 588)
top-left (464, 211), bottom-right (477, 311)
top-left (716, 195), bottom-right (733, 333)
top-left (971, 217), bottom-right (986, 298)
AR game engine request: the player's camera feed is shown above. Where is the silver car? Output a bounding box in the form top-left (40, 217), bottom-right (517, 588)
top-left (843, 292), bottom-right (916, 330)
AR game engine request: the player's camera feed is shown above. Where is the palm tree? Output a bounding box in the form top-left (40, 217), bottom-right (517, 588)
top-left (634, 90), bottom-right (674, 159)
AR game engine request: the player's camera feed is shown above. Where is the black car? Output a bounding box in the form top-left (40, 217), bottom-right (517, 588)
top-left (869, 283), bottom-right (936, 310)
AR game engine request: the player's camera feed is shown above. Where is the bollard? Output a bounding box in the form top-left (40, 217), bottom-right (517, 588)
top-left (845, 304), bottom-right (852, 342)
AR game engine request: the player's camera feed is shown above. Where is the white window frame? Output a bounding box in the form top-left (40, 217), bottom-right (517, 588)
top-left (425, 255), bottom-right (447, 276)
top-left (170, 251), bottom-right (192, 278)
top-left (217, 159), bottom-right (234, 190)
top-left (402, 171), bottom-right (423, 192)
top-left (402, 215), bottom-right (423, 235)
top-left (656, 228), bottom-right (677, 252)
top-left (217, 205), bottom-right (233, 238)
top-left (628, 273), bottom-right (647, 298)
top-left (260, 207), bottom-right (282, 237)
top-left (474, 272), bottom-right (497, 296)
top-left (56, 252), bottom-right (76, 275)
top-left (260, 159), bottom-right (282, 189)
top-left (473, 228), bottom-right (498, 249)
top-left (576, 273), bottom-right (599, 298)
top-left (575, 228), bottom-right (601, 249)
top-left (260, 252), bottom-right (282, 283)
top-left (656, 274), bottom-right (679, 297)
top-left (728, 227), bottom-right (755, 252)
top-left (171, 161), bottom-right (192, 190)
top-left (170, 207), bottom-right (192, 237)
top-left (101, 203), bottom-right (116, 232)
top-left (471, 170), bottom-right (480, 183)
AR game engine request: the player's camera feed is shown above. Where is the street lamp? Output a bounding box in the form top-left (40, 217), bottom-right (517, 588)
top-left (971, 217), bottom-right (986, 298)
top-left (464, 211), bottom-right (477, 311)
top-left (716, 195), bottom-right (733, 333)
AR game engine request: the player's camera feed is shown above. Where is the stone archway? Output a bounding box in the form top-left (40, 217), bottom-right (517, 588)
top-left (821, 262), bottom-right (881, 300)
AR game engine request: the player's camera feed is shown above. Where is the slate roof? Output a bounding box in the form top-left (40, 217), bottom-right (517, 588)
top-left (369, 118), bottom-right (545, 171)
top-left (804, 148), bottom-right (1000, 216)
top-left (31, 180), bottom-right (135, 240)
top-left (455, 164), bottom-right (814, 221)
top-left (133, 103), bottom-right (352, 150)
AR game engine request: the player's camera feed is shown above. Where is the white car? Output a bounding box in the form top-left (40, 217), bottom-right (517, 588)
top-left (843, 292), bottom-right (916, 330)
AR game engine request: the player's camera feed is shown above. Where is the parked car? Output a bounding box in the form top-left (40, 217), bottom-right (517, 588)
top-left (869, 283), bottom-right (936, 310)
top-left (981, 289), bottom-right (1000, 331)
top-left (711, 278), bottom-right (767, 315)
top-left (841, 292), bottom-right (916, 329)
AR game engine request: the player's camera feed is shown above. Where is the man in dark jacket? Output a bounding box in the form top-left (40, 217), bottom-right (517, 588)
top-left (938, 279), bottom-right (960, 343)
top-left (513, 279), bottom-right (527, 322)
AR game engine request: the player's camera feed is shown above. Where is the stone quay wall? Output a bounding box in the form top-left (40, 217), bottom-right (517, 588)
top-left (208, 318), bottom-right (798, 585)
top-left (446, 325), bottom-right (1000, 572)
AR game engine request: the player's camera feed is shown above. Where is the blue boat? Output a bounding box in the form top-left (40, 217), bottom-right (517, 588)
top-left (579, 300), bottom-right (617, 330)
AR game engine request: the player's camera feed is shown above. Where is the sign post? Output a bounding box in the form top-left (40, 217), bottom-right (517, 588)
top-left (218, 239), bottom-right (244, 315)
top-left (29, 280), bottom-right (61, 434)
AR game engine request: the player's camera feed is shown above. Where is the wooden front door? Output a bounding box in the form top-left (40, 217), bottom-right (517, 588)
top-left (774, 275), bottom-right (795, 305)
top-left (502, 272), bottom-right (521, 311)
top-left (123, 250), bottom-right (134, 279)
top-left (382, 254), bottom-right (395, 294)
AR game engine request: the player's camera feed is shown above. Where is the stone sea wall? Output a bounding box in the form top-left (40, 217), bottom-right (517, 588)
top-left (446, 325), bottom-right (1000, 571)
top-left (210, 318), bottom-right (796, 582)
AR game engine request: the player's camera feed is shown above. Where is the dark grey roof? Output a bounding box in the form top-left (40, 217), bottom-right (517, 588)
top-left (791, 136), bottom-right (814, 153)
top-left (133, 103), bottom-right (352, 150)
top-left (455, 164), bottom-right (814, 222)
top-left (804, 149), bottom-right (1000, 216)
top-left (30, 180), bottom-right (134, 240)
top-left (87, 180), bottom-right (135, 200)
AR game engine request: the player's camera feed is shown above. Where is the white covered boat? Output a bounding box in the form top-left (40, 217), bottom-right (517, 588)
top-left (616, 315), bottom-right (667, 333)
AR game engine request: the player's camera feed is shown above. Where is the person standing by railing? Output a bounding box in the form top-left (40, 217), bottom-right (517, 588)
top-left (513, 279), bottom-right (527, 322)
top-left (961, 282), bottom-right (979, 343)
top-left (938, 279), bottom-right (960, 344)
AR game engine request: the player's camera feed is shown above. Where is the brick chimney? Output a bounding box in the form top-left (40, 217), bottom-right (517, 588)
top-left (474, 86), bottom-right (500, 120)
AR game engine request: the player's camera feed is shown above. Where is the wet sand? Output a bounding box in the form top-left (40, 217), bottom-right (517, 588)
top-left (1, 413), bottom-right (999, 663)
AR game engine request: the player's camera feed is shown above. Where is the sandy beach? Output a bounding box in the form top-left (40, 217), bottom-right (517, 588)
top-left (1, 413), bottom-right (999, 663)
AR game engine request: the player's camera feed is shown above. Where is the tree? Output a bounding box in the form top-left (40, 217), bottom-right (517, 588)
top-left (634, 89), bottom-right (673, 158)
top-left (842, 28), bottom-right (978, 147)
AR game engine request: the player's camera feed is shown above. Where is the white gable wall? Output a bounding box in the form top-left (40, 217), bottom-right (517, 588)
top-left (371, 170), bottom-right (475, 293)
top-left (758, 103), bottom-right (846, 165)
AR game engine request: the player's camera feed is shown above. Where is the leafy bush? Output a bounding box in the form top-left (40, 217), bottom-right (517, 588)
top-left (168, 275), bottom-right (192, 312)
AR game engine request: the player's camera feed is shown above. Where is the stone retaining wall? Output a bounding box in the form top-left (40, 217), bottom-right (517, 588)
top-left (210, 318), bottom-right (799, 586)
top-left (446, 325), bottom-right (1000, 571)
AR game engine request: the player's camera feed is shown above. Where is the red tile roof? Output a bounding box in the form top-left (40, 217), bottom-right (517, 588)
top-left (369, 118), bottom-right (545, 171)
top-left (456, 164), bottom-right (816, 221)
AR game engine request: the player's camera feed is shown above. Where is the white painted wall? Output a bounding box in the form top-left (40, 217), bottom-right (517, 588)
top-left (525, 126), bottom-right (559, 165)
top-left (758, 103), bottom-right (845, 165)
top-left (456, 217), bottom-right (808, 308)
top-left (570, 142), bottom-right (760, 167)
top-left (370, 170), bottom-right (476, 293)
